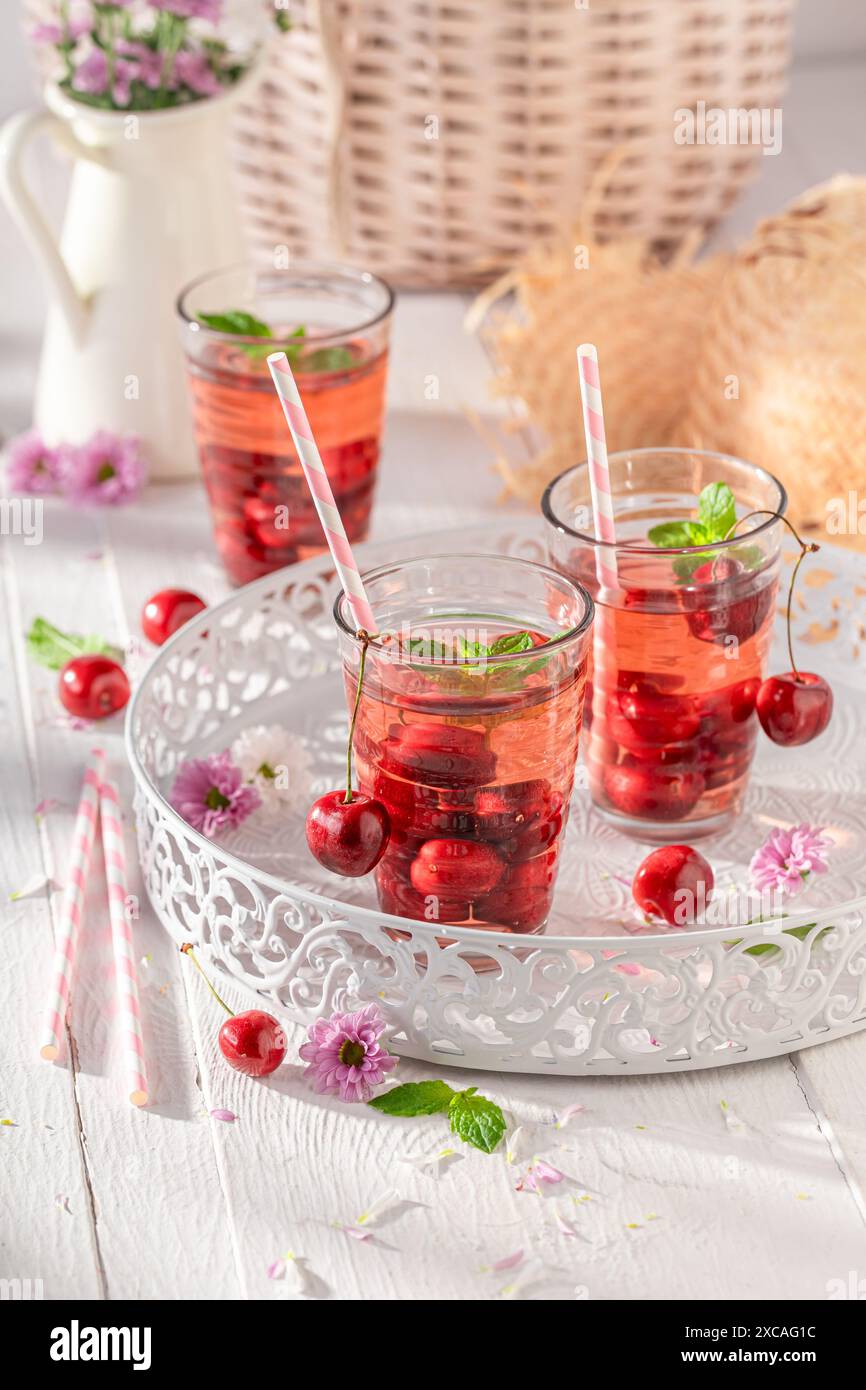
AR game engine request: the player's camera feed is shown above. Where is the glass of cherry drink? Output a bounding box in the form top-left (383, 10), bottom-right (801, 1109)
top-left (334, 555), bottom-right (594, 934)
top-left (542, 449), bottom-right (787, 840)
top-left (178, 262), bottom-right (393, 586)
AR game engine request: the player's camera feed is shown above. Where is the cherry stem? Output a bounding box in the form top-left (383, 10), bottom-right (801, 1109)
top-left (179, 943), bottom-right (234, 1017)
top-left (721, 509), bottom-right (819, 683)
top-left (344, 629), bottom-right (370, 806)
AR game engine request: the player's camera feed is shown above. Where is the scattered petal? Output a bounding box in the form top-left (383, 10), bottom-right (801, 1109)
top-left (400, 1145), bottom-right (463, 1178)
top-left (720, 1099), bottom-right (746, 1133)
top-left (554, 1214), bottom-right (580, 1238)
top-left (356, 1189), bottom-right (417, 1229)
top-left (55, 1194), bottom-right (72, 1214)
top-left (9, 873), bottom-right (55, 902)
top-left (210, 1108), bottom-right (237, 1124)
top-left (34, 798), bottom-right (61, 821)
top-left (516, 1159), bottom-right (565, 1194)
top-left (1, 1119), bottom-right (17, 1127)
top-left (482, 1249), bottom-right (525, 1274)
top-left (554, 1102), bottom-right (585, 1129)
top-left (267, 1259), bottom-right (286, 1281)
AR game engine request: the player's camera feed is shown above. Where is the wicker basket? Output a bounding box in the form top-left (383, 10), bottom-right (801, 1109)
top-left (233, 0), bottom-right (795, 287)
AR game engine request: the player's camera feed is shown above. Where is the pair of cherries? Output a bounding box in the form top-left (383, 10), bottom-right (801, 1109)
top-left (58, 587), bottom-right (207, 721)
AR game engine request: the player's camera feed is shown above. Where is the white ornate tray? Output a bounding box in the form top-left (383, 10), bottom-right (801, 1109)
top-left (127, 521), bottom-right (866, 1075)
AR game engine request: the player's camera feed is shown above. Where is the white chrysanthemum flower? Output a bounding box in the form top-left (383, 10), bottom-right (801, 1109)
top-left (230, 724), bottom-right (313, 816)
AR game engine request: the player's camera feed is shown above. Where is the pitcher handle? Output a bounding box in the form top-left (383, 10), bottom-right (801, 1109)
top-left (0, 108), bottom-right (92, 345)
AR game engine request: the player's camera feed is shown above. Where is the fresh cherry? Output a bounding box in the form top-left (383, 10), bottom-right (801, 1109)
top-left (305, 628), bottom-right (391, 877)
top-left (632, 845), bottom-right (714, 926)
top-left (603, 762), bottom-right (705, 820)
top-left (756, 671), bottom-right (833, 747)
top-left (306, 791), bottom-right (391, 876)
top-left (141, 588), bottom-right (207, 645)
top-left (746, 516), bottom-right (832, 748)
top-left (381, 721), bottom-right (496, 789)
top-left (684, 558), bottom-right (774, 646)
top-left (606, 688), bottom-right (700, 752)
top-left (410, 838), bottom-right (504, 897)
top-left (59, 654), bottom-right (130, 720)
top-left (218, 1010), bottom-right (288, 1078)
top-left (180, 943), bottom-right (286, 1078)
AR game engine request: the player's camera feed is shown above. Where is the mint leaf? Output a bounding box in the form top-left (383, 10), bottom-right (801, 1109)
top-left (730, 543), bottom-right (764, 571)
top-left (406, 636), bottom-right (452, 661)
top-left (197, 309), bottom-right (272, 337)
top-left (672, 551), bottom-right (714, 582)
top-left (448, 1089), bottom-right (506, 1154)
top-left (303, 345), bottom-right (355, 373)
top-left (26, 617), bottom-right (123, 671)
top-left (368, 1080), bottom-right (456, 1117)
top-left (488, 631), bottom-right (535, 656)
top-left (647, 520), bottom-right (709, 549)
top-left (697, 481), bottom-right (736, 541)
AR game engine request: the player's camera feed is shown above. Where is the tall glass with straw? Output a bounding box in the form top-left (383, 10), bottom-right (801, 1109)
top-left (268, 355), bottom-right (595, 935)
top-left (543, 349), bottom-right (787, 840)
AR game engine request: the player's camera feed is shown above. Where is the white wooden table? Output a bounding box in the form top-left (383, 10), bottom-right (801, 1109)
top-left (3, 55), bottom-right (866, 1302)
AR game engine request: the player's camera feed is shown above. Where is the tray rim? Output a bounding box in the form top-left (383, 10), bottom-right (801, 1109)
top-left (125, 520), bottom-right (866, 953)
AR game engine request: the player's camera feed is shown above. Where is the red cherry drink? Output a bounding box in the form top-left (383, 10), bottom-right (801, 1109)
top-left (543, 449), bottom-right (787, 839)
top-left (334, 556), bottom-right (594, 934)
top-left (178, 264), bottom-right (393, 587)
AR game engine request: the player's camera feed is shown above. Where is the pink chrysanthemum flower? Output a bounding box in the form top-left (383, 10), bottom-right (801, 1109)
top-left (5, 430), bottom-right (61, 494)
top-left (170, 751), bottom-right (261, 836)
top-left (750, 823), bottom-right (833, 897)
top-left (59, 431), bottom-right (147, 505)
top-left (299, 1003), bottom-right (397, 1103)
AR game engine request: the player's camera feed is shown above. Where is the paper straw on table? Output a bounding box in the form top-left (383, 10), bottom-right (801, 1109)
top-left (576, 343), bottom-right (619, 591)
top-left (99, 775), bottom-right (148, 1107)
top-left (40, 747), bottom-right (105, 1062)
top-left (267, 350), bottom-right (377, 634)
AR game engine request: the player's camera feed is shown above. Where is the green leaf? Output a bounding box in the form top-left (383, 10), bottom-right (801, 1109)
top-left (368, 1080), bottom-right (456, 1117)
top-left (697, 481), bottom-right (737, 541)
top-left (406, 636), bottom-right (452, 661)
top-left (448, 1089), bottom-right (506, 1154)
top-left (672, 550), bottom-right (714, 582)
top-left (488, 631), bottom-right (535, 656)
top-left (303, 345), bottom-right (355, 373)
top-left (197, 309), bottom-right (272, 338)
top-left (26, 617), bottom-right (123, 671)
top-left (647, 520), bottom-right (709, 549)
top-left (730, 543), bottom-right (764, 572)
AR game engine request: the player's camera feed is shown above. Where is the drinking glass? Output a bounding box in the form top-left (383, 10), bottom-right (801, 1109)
top-left (334, 554), bottom-right (594, 933)
top-left (542, 448), bottom-right (786, 839)
top-left (178, 262), bottom-right (393, 585)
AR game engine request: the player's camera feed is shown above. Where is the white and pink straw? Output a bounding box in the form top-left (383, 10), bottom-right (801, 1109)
top-left (40, 747), bottom-right (105, 1062)
top-left (576, 343), bottom-right (618, 591)
top-left (40, 751), bottom-right (148, 1108)
top-left (267, 351), bottom-right (377, 634)
top-left (100, 775), bottom-right (148, 1107)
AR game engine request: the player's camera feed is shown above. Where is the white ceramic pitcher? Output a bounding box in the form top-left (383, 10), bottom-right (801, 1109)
top-left (0, 66), bottom-right (260, 480)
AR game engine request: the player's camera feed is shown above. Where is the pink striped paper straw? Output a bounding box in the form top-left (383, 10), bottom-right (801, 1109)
top-left (40, 747), bottom-right (105, 1062)
top-left (267, 351), bottom-right (377, 633)
top-left (576, 344), bottom-right (619, 591)
top-left (100, 775), bottom-right (148, 1107)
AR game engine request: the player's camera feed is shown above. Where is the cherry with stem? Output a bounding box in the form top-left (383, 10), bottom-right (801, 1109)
top-left (180, 943), bottom-right (287, 1077)
top-left (721, 509), bottom-right (833, 746)
top-left (305, 629), bottom-right (391, 876)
